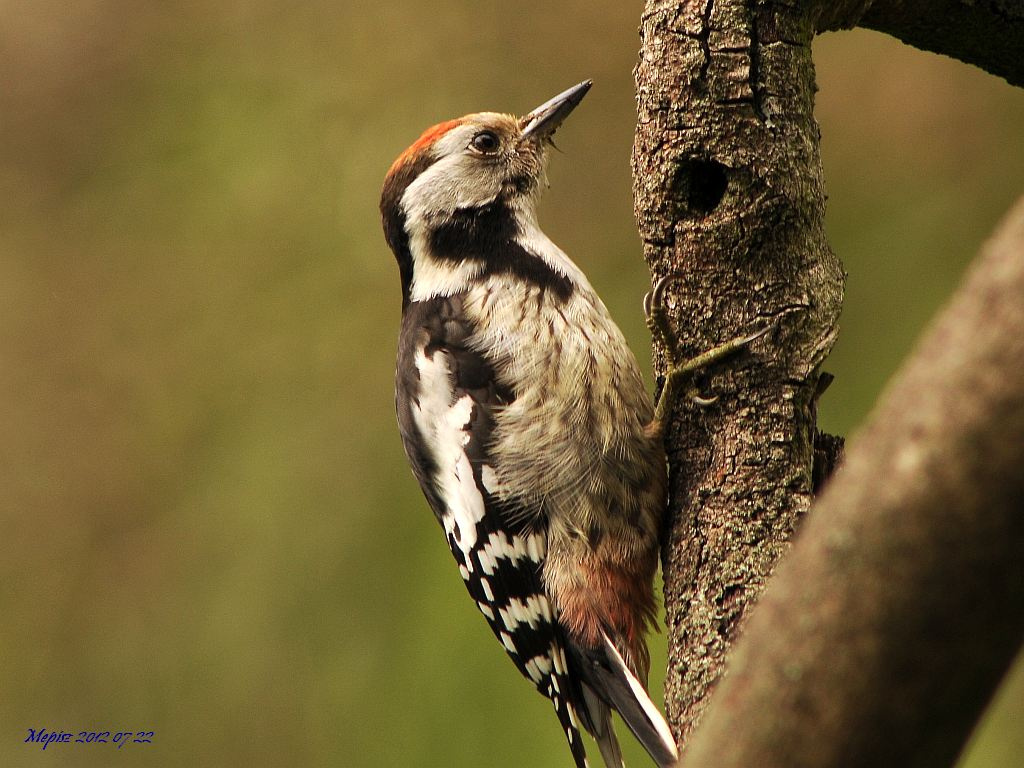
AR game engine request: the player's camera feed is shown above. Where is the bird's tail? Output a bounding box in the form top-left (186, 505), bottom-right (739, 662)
top-left (570, 632), bottom-right (679, 768)
top-left (580, 683), bottom-right (624, 768)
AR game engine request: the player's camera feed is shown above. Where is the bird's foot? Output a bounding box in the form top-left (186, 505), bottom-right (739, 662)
top-left (644, 275), bottom-right (772, 434)
top-left (643, 275), bottom-right (679, 368)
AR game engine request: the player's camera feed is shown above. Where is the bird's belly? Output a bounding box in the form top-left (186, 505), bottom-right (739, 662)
top-left (463, 280), bottom-right (658, 521)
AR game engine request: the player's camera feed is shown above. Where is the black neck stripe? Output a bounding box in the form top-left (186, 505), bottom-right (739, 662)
top-left (429, 201), bottom-right (574, 302)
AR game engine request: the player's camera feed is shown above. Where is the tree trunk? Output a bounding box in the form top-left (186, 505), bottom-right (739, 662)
top-left (632, 0), bottom-right (844, 745)
top-left (674, 193), bottom-right (1024, 768)
top-left (634, 0), bottom-right (1024, 756)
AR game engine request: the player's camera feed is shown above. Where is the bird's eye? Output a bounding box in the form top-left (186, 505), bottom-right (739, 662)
top-left (471, 131), bottom-right (499, 153)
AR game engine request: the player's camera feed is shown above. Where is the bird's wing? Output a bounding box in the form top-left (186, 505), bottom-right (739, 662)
top-left (396, 295), bottom-right (590, 768)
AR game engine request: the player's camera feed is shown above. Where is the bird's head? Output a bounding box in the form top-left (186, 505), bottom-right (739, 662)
top-left (380, 81), bottom-right (592, 303)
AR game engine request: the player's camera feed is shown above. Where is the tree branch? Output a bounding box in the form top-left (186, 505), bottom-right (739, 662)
top-left (633, 0), bottom-right (844, 745)
top-left (814, 0), bottom-right (1024, 88)
top-left (676, 195), bottom-right (1024, 768)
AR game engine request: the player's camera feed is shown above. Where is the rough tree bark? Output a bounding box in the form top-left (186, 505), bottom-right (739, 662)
top-left (633, 0), bottom-right (844, 745)
top-left (678, 195), bottom-right (1024, 768)
top-left (633, 0), bottom-right (1024, 755)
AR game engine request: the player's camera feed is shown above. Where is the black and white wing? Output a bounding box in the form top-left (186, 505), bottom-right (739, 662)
top-left (396, 295), bottom-right (590, 768)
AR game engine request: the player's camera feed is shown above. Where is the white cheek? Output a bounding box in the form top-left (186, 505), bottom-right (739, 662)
top-left (404, 128), bottom-right (503, 211)
top-left (402, 152), bottom-right (505, 302)
top-left (418, 155), bottom-right (503, 211)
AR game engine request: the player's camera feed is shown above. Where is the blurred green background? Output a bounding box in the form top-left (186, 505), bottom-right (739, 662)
top-left (2, 2), bottom-right (1022, 766)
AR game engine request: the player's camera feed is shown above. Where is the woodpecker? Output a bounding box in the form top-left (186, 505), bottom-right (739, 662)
top-left (380, 80), bottom-right (679, 768)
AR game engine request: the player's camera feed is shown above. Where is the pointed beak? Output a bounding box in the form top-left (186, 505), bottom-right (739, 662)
top-left (519, 80), bottom-right (593, 142)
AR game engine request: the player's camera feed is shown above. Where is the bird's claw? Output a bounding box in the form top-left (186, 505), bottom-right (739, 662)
top-left (738, 323), bottom-right (772, 347)
top-left (645, 275), bottom-right (681, 367)
top-left (647, 276), bottom-right (775, 426)
top-left (689, 390), bottom-right (719, 408)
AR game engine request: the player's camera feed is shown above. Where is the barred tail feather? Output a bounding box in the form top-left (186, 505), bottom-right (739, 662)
top-left (569, 633), bottom-right (678, 768)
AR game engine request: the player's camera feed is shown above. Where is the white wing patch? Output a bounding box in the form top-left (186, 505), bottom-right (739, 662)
top-left (497, 595), bottom-right (550, 632)
top-left (412, 347), bottom-right (486, 559)
top-left (524, 654), bottom-right (553, 685)
top-left (480, 464), bottom-right (500, 494)
top-left (480, 577), bottom-right (494, 601)
top-left (477, 530), bottom-right (547, 576)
